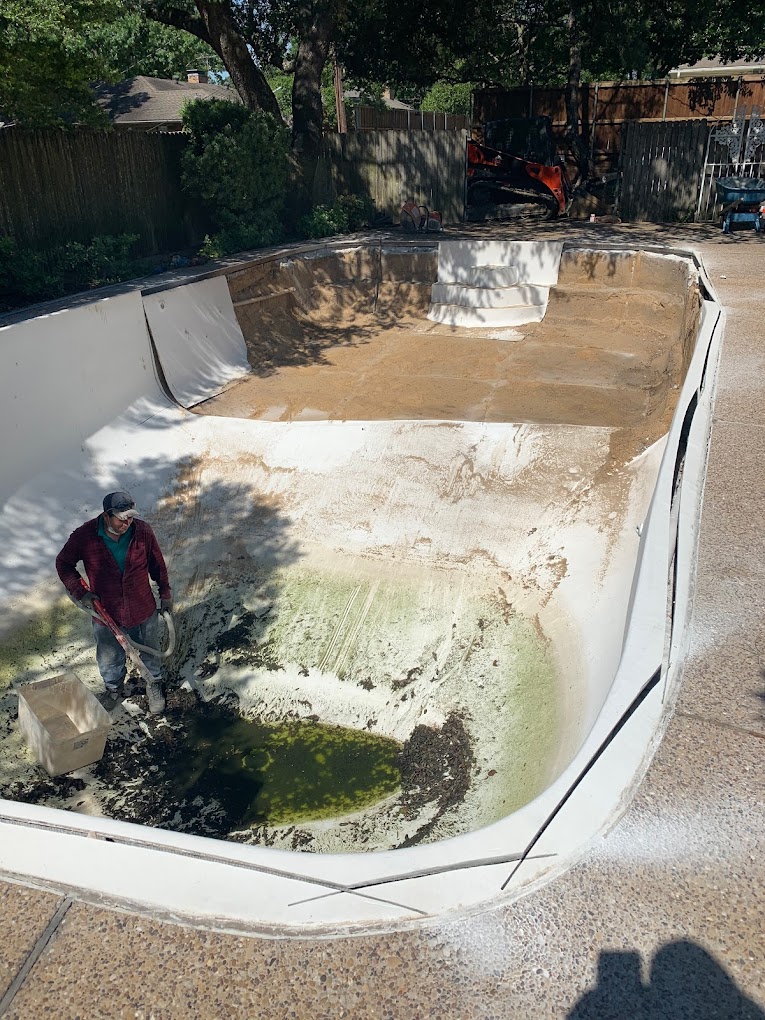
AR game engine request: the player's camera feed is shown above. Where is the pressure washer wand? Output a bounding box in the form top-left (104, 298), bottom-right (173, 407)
top-left (77, 584), bottom-right (175, 687)
top-left (91, 597), bottom-right (160, 689)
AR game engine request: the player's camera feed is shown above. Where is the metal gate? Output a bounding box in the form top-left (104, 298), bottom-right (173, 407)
top-left (696, 108), bottom-right (765, 221)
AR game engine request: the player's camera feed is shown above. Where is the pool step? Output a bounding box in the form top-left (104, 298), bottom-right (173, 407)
top-left (427, 302), bottom-right (547, 327)
top-left (428, 240), bottom-right (562, 328)
top-left (431, 283), bottom-right (549, 308)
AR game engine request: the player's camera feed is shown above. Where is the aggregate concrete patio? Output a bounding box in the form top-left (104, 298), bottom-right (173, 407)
top-left (0, 222), bottom-right (763, 1019)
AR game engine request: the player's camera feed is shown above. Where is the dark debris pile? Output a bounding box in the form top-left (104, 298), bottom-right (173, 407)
top-left (396, 712), bottom-right (474, 847)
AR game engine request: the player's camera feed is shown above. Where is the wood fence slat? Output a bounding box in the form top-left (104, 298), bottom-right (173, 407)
top-left (316, 128), bottom-right (466, 224)
top-left (0, 128), bottom-right (204, 255)
top-left (619, 118), bottom-right (712, 222)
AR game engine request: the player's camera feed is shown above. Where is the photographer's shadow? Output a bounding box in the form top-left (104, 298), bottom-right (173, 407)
top-left (568, 941), bottom-right (764, 1019)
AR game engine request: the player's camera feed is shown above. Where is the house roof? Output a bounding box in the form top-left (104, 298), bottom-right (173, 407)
top-left (93, 76), bottom-right (240, 126)
top-left (668, 57), bottom-right (765, 79)
top-left (343, 90), bottom-right (415, 111)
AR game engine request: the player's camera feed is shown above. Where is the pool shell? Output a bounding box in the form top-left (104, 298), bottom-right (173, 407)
top-left (0, 238), bottom-right (721, 934)
top-left (210, 244), bottom-right (699, 433)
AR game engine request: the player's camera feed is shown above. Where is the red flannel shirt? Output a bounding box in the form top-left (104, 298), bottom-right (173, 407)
top-left (56, 515), bottom-right (171, 628)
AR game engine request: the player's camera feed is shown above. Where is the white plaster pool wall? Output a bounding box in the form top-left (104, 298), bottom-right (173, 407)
top-left (0, 241), bottom-right (721, 934)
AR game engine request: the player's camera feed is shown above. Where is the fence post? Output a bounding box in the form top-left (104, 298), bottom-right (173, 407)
top-left (662, 79), bottom-right (669, 121)
top-left (334, 64), bottom-right (347, 134)
top-left (590, 83), bottom-right (599, 163)
top-left (694, 126), bottom-right (713, 221)
top-left (733, 78), bottom-right (742, 120)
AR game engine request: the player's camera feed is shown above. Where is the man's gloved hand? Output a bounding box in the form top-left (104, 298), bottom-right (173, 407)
top-left (160, 597), bottom-right (174, 615)
top-left (80, 592), bottom-right (99, 612)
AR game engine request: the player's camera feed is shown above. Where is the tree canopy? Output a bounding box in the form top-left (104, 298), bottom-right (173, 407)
top-left (2, 0), bottom-right (764, 178)
top-left (335, 0), bottom-right (765, 175)
top-left (84, 9), bottom-right (224, 81)
top-left (336, 0), bottom-right (765, 90)
top-left (0, 0), bottom-right (113, 125)
top-left (0, 0), bottom-right (226, 125)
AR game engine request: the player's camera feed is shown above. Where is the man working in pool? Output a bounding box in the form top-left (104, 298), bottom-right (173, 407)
top-left (55, 491), bottom-right (172, 715)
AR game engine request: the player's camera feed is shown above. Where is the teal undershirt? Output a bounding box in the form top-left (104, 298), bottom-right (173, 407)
top-left (98, 515), bottom-right (133, 573)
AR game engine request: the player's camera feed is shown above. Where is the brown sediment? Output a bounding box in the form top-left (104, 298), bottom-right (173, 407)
top-left (197, 246), bottom-right (700, 476)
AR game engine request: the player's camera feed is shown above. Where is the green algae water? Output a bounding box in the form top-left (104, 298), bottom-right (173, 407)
top-left (175, 709), bottom-right (401, 828)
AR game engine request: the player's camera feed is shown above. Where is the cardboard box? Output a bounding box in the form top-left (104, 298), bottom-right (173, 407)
top-left (17, 672), bottom-right (111, 777)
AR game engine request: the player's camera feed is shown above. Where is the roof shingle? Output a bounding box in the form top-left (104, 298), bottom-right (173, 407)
top-left (93, 76), bottom-right (240, 126)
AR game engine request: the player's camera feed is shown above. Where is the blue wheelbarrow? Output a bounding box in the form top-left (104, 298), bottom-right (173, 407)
top-left (715, 177), bottom-right (765, 233)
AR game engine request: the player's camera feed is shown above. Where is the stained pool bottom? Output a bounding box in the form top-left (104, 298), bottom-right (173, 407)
top-left (150, 699), bottom-right (402, 830)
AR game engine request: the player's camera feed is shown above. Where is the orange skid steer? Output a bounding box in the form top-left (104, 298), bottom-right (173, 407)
top-left (466, 139), bottom-right (573, 219)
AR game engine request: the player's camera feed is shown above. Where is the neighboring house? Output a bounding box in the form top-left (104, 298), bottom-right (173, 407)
top-left (343, 89), bottom-right (415, 112)
top-left (93, 72), bottom-right (240, 130)
top-left (668, 57), bottom-right (765, 79)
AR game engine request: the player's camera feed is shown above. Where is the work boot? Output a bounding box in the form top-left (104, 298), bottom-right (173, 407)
top-left (146, 679), bottom-right (166, 716)
top-left (99, 683), bottom-right (124, 711)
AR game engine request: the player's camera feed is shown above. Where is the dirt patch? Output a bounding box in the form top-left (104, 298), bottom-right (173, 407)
top-left (200, 247), bottom-right (699, 465)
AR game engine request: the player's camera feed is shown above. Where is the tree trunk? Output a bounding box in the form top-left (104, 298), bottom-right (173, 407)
top-left (194, 1), bottom-right (283, 120)
top-left (144, 1), bottom-right (283, 121)
top-left (288, 3), bottom-right (334, 220)
top-left (291, 11), bottom-right (332, 160)
top-left (564, 4), bottom-right (593, 182)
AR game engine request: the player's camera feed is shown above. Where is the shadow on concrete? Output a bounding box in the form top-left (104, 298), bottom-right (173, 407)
top-left (568, 941), bottom-right (765, 1019)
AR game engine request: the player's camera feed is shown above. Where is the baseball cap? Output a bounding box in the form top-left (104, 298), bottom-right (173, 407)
top-left (102, 491), bottom-right (138, 520)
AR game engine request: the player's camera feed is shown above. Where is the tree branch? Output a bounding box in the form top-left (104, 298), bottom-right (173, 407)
top-left (143, 3), bottom-right (212, 46)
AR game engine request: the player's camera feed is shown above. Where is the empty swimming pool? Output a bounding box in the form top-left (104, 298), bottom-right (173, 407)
top-left (0, 238), bottom-right (722, 933)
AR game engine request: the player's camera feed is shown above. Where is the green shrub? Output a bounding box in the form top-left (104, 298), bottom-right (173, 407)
top-left (300, 194), bottom-right (375, 239)
top-left (0, 233), bottom-right (150, 310)
top-left (420, 82), bottom-right (474, 116)
top-left (181, 98), bottom-right (289, 257)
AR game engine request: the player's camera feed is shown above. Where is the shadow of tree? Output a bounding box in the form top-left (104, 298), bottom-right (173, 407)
top-left (234, 232), bottom-right (644, 364)
top-left (0, 452), bottom-right (302, 805)
top-left (687, 76), bottom-right (751, 115)
top-left (92, 81), bottom-right (152, 119)
top-left (152, 460), bottom-right (302, 683)
top-left (447, 218), bottom-right (750, 247)
top-left (568, 942), bottom-right (765, 1019)
top-left (227, 241), bottom-right (437, 377)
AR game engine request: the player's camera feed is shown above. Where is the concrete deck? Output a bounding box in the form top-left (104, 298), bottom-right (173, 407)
top-left (1, 222), bottom-right (763, 1019)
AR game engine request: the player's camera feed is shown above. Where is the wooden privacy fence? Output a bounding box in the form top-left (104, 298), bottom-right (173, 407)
top-left (317, 130), bottom-right (467, 224)
top-left (619, 120), bottom-right (709, 221)
top-left (0, 129), bottom-right (207, 255)
top-left (352, 105), bottom-right (470, 132)
top-left (475, 77), bottom-right (765, 172)
top-left (1, 127), bottom-right (468, 256)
